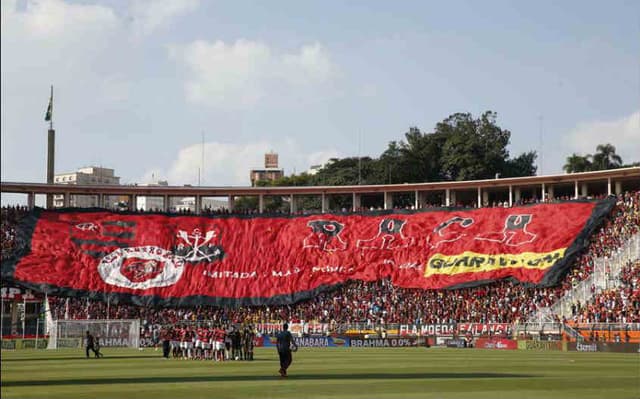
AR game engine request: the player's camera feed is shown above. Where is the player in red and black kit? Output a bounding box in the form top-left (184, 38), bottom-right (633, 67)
top-left (195, 326), bottom-right (205, 360)
top-left (171, 326), bottom-right (181, 358)
top-left (179, 326), bottom-right (188, 359)
top-left (186, 327), bottom-right (195, 359)
top-left (209, 326), bottom-right (216, 361)
top-left (201, 327), bottom-right (211, 360)
top-left (213, 325), bottom-right (226, 362)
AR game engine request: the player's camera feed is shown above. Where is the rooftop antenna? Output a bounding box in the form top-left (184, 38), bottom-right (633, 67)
top-left (538, 115), bottom-right (544, 175)
top-left (358, 129), bottom-right (362, 185)
top-left (201, 130), bottom-right (205, 186)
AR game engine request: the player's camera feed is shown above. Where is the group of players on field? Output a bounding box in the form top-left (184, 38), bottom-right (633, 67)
top-left (88, 323), bottom-right (297, 377)
top-left (160, 324), bottom-right (256, 361)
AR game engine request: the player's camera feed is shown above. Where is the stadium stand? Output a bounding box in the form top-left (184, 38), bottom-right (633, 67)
top-left (569, 260), bottom-right (640, 323)
top-left (1, 191), bottom-right (638, 345)
top-left (1, 205), bottom-right (28, 260)
top-left (2, 191), bottom-right (636, 339)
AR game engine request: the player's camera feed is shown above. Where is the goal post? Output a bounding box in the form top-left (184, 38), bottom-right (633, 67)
top-left (47, 319), bottom-right (140, 349)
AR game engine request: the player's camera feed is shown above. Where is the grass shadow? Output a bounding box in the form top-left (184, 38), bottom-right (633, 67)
top-left (3, 372), bottom-right (535, 387)
top-left (1, 355), bottom-right (162, 362)
top-left (1, 356), bottom-right (272, 362)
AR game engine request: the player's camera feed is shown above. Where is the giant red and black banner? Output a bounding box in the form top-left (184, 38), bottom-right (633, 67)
top-left (1, 198), bottom-right (614, 307)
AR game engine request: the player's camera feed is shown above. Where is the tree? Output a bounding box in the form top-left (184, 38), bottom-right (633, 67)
top-left (233, 196), bottom-right (258, 211)
top-left (563, 144), bottom-right (626, 173)
top-left (312, 157), bottom-right (383, 186)
top-left (503, 151), bottom-right (538, 177)
top-left (592, 143), bottom-right (623, 170)
top-left (439, 112), bottom-right (511, 181)
top-left (263, 111), bottom-right (537, 188)
top-left (563, 153), bottom-right (593, 173)
top-left (395, 127), bottom-right (448, 183)
top-left (377, 112), bottom-right (534, 183)
top-left (379, 141), bottom-right (403, 184)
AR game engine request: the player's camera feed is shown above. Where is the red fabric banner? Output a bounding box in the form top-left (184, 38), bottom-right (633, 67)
top-left (2, 199), bottom-right (614, 306)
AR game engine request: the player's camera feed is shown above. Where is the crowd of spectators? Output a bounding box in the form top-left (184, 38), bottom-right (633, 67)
top-left (570, 260), bottom-right (640, 323)
top-left (562, 191), bottom-right (639, 288)
top-left (2, 190), bottom-right (639, 334)
top-left (1, 205), bottom-right (28, 260)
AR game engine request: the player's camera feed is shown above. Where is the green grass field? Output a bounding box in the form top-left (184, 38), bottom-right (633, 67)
top-left (1, 347), bottom-right (639, 399)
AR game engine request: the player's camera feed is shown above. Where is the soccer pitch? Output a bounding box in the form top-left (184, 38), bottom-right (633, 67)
top-left (1, 348), bottom-right (638, 399)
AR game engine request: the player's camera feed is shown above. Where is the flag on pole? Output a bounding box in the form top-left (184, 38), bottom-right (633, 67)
top-left (44, 89), bottom-right (53, 122)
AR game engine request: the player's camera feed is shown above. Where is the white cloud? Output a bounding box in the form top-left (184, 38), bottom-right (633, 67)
top-left (1, 0), bottom-right (344, 190)
top-left (141, 140), bottom-right (340, 186)
top-left (1, 0), bottom-right (127, 97)
top-left (1, 0), bottom-right (120, 39)
top-left (0, 0), bottom-right (200, 39)
top-left (563, 111), bottom-right (640, 163)
top-left (169, 39), bottom-right (337, 108)
top-left (1, 0), bottom-right (133, 181)
top-left (0, 0), bottom-right (198, 104)
top-left (129, 0), bottom-right (200, 37)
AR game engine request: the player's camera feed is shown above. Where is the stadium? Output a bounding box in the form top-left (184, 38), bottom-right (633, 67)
top-left (2, 2), bottom-right (640, 399)
top-left (2, 168), bottom-right (639, 398)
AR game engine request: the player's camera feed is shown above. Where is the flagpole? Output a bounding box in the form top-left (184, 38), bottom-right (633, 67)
top-left (46, 85), bottom-right (55, 209)
top-left (49, 85), bottom-right (53, 131)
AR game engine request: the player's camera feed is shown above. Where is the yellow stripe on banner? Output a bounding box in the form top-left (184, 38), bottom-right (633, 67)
top-left (424, 248), bottom-right (566, 277)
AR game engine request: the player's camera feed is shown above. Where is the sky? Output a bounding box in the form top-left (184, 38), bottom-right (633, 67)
top-left (1, 0), bottom-right (639, 200)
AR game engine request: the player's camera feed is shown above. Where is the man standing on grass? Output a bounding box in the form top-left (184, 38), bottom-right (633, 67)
top-left (161, 327), bottom-right (171, 359)
top-left (85, 331), bottom-right (99, 359)
top-left (244, 325), bottom-right (255, 361)
top-left (94, 335), bottom-right (104, 358)
top-left (214, 324), bottom-right (226, 362)
top-left (276, 323), bottom-right (298, 377)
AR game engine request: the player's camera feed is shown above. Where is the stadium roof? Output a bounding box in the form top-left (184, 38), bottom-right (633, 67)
top-left (1, 167), bottom-right (638, 197)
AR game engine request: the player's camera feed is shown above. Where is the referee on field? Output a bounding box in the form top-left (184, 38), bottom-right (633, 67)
top-left (85, 331), bottom-right (99, 358)
top-left (276, 323), bottom-right (298, 377)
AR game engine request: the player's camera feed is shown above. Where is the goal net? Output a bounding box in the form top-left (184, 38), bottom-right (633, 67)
top-left (47, 319), bottom-right (140, 349)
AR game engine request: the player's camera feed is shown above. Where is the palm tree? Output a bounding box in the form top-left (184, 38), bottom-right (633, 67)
top-left (592, 143), bottom-right (623, 170)
top-left (563, 153), bottom-right (592, 173)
